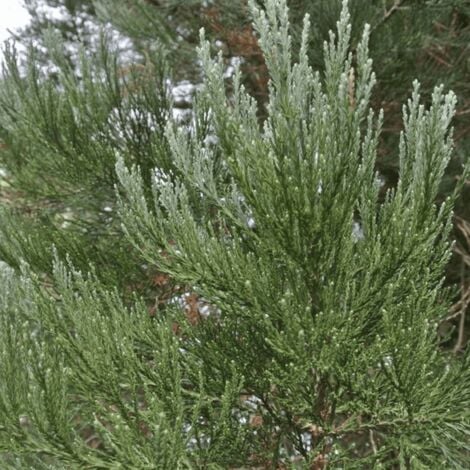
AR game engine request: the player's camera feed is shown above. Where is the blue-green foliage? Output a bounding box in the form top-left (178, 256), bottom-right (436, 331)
top-left (0, 0), bottom-right (468, 467)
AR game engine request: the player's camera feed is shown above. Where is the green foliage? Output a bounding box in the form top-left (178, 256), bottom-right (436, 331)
top-left (0, 31), bottom-right (172, 289)
top-left (0, 0), bottom-right (469, 467)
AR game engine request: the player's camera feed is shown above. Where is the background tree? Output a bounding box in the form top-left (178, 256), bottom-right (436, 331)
top-left (0, 30), bottom-right (177, 302)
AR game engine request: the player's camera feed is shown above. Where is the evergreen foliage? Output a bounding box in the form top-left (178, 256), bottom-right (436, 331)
top-left (0, 31), bottom-right (173, 292)
top-left (19, 0), bottom-right (470, 292)
top-left (0, 0), bottom-right (469, 467)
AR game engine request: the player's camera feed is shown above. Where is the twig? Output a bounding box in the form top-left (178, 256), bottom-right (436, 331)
top-left (453, 298), bottom-right (467, 353)
top-left (455, 108), bottom-right (470, 116)
top-left (426, 49), bottom-right (452, 68)
top-left (370, 0), bottom-right (408, 35)
top-left (452, 260), bottom-right (468, 353)
top-left (369, 429), bottom-right (378, 455)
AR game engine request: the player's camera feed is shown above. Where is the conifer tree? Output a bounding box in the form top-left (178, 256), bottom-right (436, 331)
top-left (19, 0), bottom-right (470, 307)
top-left (0, 0), bottom-right (469, 468)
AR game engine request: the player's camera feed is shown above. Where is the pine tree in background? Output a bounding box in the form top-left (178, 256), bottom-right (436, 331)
top-left (18, 0), bottom-right (97, 60)
top-left (0, 0), bottom-right (469, 467)
top-left (0, 29), bottom-right (177, 300)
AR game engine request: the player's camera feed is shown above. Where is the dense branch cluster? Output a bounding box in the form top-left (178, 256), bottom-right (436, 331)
top-left (0, 0), bottom-right (469, 468)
